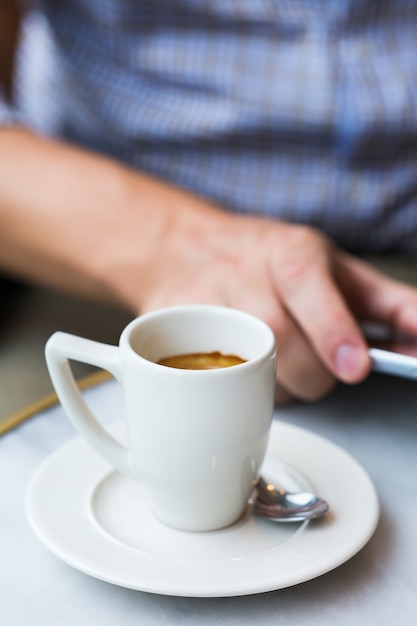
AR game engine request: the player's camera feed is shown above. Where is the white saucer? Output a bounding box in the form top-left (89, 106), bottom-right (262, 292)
top-left (25, 420), bottom-right (379, 597)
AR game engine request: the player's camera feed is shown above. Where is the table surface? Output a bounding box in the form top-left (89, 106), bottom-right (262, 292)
top-left (1, 258), bottom-right (416, 625)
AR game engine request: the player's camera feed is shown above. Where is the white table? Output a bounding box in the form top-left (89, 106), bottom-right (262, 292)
top-left (1, 370), bottom-right (416, 625)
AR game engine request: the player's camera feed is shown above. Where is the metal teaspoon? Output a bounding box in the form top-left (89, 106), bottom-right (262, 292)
top-left (252, 476), bottom-right (329, 522)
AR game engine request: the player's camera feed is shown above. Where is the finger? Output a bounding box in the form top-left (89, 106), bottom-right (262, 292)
top-left (274, 313), bottom-right (337, 401)
top-left (271, 242), bottom-right (370, 384)
top-left (335, 253), bottom-right (417, 336)
top-left (234, 290), bottom-right (338, 401)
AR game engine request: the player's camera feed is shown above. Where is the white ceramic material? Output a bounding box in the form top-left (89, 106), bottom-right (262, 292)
top-left (45, 305), bottom-right (276, 531)
top-left (25, 418), bottom-right (380, 597)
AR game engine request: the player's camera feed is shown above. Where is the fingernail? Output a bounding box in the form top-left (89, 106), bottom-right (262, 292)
top-left (334, 344), bottom-right (368, 381)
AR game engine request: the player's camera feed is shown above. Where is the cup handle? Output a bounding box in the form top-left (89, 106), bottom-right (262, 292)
top-left (45, 331), bottom-right (135, 478)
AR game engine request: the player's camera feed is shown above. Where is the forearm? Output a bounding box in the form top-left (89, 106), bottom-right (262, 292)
top-left (0, 126), bottom-right (127, 301)
top-left (0, 126), bottom-right (226, 308)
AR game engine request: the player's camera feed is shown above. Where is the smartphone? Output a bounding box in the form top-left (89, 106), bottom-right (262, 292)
top-left (363, 322), bottom-right (417, 380)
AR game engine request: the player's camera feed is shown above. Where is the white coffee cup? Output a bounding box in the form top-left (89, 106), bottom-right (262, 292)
top-left (45, 305), bottom-right (276, 531)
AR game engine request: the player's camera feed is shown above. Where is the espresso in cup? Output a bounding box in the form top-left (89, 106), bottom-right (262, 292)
top-left (158, 351), bottom-right (246, 370)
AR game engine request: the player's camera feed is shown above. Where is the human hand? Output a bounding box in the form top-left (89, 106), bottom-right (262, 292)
top-left (107, 201), bottom-right (417, 403)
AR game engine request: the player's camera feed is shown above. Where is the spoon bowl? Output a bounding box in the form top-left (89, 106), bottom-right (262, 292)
top-left (252, 477), bottom-right (329, 522)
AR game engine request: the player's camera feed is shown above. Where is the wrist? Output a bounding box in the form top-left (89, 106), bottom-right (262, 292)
top-left (97, 168), bottom-right (230, 312)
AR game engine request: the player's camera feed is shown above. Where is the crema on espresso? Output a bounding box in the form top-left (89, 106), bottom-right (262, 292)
top-left (157, 351), bottom-right (246, 370)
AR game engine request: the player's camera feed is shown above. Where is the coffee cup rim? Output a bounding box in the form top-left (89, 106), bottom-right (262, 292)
top-left (120, 304), bottom-right (276, 374)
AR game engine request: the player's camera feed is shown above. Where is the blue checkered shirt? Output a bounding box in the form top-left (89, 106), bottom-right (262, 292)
top-left (2, 1), bottom-right (417, 255)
